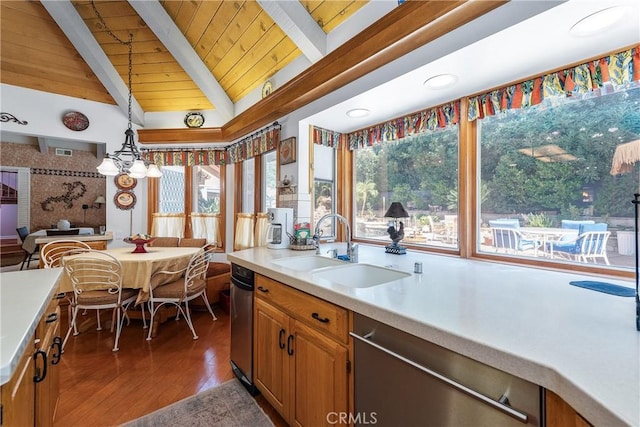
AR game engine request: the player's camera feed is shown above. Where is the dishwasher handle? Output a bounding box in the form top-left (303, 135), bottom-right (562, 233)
top-left (231, 275), bottom-right (254, 291)
top-left (350, 331), bottom-right (529, 424)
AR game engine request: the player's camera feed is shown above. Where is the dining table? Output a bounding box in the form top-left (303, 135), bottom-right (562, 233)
top-left (22, 227), bottom-right (95, 254)
top-left (520, 227), bottom-right (579, 257)
top-left (58, 246), bottom-right (201, 304)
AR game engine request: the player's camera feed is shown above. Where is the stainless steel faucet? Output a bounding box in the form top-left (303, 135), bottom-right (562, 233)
top-left (313, 213), bottom-right (358, 263)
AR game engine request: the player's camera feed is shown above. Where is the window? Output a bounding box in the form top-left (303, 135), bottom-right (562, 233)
top-left (155, 163), bottom-right (223, 240)
top-left (353, 127), bottom-right (460, 250)
top-left (262, 151), bottom-right (277, 211)
top-left (314, 144), bottom-right (336, 238)
top-left (477, 83), bottom-right (639, 271)
top-left (242, 158), bottom-right (255, 213)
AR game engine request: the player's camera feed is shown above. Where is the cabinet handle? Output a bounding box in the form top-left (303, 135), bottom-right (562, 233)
top-left (311, 312), bottom-right (330, 323)
top-left (257, 286), bottom-right (269, 293)
top-left (33, 349), bottom-right (47, 383)
top-left (46, 313), bottom-right (58, 323)
top-left (287, 334), bottom-right (294, 356)
top-left (56, 292), bottom-right (66, 300)
top-left (51, 336), bottom-right (62, 365)
top-left (349, 332), bottom-right (529, 423)
top-left (278, 328), bottom-right (286, 350)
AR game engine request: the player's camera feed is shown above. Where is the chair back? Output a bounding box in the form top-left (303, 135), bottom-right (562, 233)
top-left (149, 237), bottom-right (180, 247)
top-left (62, 250), bottom-right (124, 297)
top-left (42, 240), bottom-right (91, 268)
top-left (561, 220), bottom-right (595, 230)
top-left (179, 238), bottom-right (207, 247)
top-left (577, 231), bottom-right (611, 257)
top-left (184, 250), bottom-right (209, 297)
top-left (491, 227), bottom-right (521, 250)
top-left (16, 226), bottom-right (29, 243)
top-left (489, 219), bottom-right (520, 229)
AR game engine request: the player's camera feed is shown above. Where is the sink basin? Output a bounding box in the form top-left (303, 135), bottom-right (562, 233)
top-left (270, 255), bottom-right (348, 271)
top-left (312, 263), bottom-right (410, 288)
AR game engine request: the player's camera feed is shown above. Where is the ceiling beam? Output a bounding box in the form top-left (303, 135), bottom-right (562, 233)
top-left (129, 0), bottom-right (234, 122)
top-left (139, 1), bottom-right (508, 144)
top-left (40, 0), bottom-right (145, 126)
top-left (257, 0), bottom-right (326, 63)
top-left (37, 137), bottom-right (48, 155)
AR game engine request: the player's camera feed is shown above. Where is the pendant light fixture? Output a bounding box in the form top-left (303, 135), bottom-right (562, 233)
top-left (93, 2), bottom-right (161, 179)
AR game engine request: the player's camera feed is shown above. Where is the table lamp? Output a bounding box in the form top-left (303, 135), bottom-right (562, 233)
top-left (384, 202), bottom-right (409, 255)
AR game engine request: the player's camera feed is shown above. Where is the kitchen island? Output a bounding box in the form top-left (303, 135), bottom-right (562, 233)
top-left (228, 244), bottom-right (639, 427)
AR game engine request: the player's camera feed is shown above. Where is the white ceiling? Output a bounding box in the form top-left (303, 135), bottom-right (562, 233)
top-left (306, 0), bottom-right (640, 133)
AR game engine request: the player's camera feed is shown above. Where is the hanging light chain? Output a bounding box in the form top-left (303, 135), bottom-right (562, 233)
top-left (90, 0), bottom-right (133, 129)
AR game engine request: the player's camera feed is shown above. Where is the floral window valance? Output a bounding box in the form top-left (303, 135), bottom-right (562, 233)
top-left (468, 45), bottom-right (640, 121)
top-left (346, 101), bottom-right (460, 150)
top-left (142, 122), bottom-right (281, 166)
top-left (227, 124), bottom-right (280, 164)
top-left (143, 149), bottom-right (227, 166)
top-left (311, 126), bottom-right (345, 148)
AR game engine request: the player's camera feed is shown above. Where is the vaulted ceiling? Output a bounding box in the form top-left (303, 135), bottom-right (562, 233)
top-left (1, 0), bottom-right (366, 124)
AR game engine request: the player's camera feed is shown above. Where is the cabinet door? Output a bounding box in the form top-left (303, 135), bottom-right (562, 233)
top-left (290, 319), bottom-right (349, 427)
top-left (36, 296), bottom-right (62, 427)
top-left (1, 333), bottom-right (36, 427)
top-left (254, 298), bottom-right (290, 419)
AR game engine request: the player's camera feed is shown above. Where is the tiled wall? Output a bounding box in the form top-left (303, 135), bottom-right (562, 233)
top-left (0, 142), bottom-right (106, 230)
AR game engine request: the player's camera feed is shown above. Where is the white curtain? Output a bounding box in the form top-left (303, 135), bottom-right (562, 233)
top-left (151, 213), bottom-right (185, 238)
top-left (191, 213), bottom-right (220, 244)
top-left (234, 213), bottom-right (255, 250)
top-left (254, 212), bottom-right (268, 247)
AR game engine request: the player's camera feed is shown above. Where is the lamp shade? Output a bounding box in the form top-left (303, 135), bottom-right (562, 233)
top-left (93, 195), bottom-right (106, 205)
top-left (384, 202), bottom-right (409, 218)
top-left (96, 157), bottom-right (119, 176)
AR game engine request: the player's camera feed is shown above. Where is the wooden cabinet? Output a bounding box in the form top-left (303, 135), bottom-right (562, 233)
top-left (254, 274), bottom-right (350, 426)
top-left (0, 292), bottom-right (63, 426)
top-left (1, 332), bottom-right (36, 426)
top-left (35, 292), bottom-right (63, 426)
top-left (545, 389), bottom-right (592, 427)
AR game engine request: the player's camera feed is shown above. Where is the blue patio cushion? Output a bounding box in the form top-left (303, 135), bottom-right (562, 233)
top-left (550, 223), bottom-right (608, 254)
top-left (560, 220), bottom-right (595, 230)
top-left (489, 219), bottom-right (520, 229)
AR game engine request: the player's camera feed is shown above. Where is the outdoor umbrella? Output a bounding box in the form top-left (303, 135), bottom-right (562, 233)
top-left (610, 139), bottom-right (640, 190)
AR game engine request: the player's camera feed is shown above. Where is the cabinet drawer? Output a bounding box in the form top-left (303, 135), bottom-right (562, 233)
top-left (37, 292), bottom-right (62, 342)
top-left (256, 274), bottom-right (348, 343)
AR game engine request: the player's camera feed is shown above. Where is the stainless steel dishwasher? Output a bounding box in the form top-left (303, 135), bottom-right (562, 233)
top-left (230, 263), bottom-right (258, 395)
top-left (351, 314), bottom-right (541, 426)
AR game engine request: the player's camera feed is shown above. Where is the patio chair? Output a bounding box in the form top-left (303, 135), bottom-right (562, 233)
top-left (547, 223), bottom-right (610, 265)
top-left (489, 219), bottom-right (538, 254)
top-left (558, 220), bottom-right (595, 242)
top-left (17, 226), bottom-right (38, 270)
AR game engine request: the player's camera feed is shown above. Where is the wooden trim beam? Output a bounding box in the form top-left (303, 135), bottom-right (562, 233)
top-left (138, 0), bottom-right (507, 145)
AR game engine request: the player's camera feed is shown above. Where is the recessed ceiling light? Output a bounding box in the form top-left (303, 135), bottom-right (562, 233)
top-left (570, 6), bottom-right (627, 37)
top-left (424, 74), bottom-right (458, 89)
top-left (347, 108), bottom-right (370, 118)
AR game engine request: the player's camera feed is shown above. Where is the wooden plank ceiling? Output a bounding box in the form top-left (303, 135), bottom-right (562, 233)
top-left (0, 0), bottom-right (365, 114)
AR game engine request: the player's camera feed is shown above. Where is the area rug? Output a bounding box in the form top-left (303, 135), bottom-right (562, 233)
top-left (121, 379), bottom-right (274, 427)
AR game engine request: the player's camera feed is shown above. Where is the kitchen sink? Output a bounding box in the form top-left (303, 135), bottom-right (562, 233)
top-left (311, 263), bottom-right (410, 288)
top-left (270, 255), bottom-right (348, 271)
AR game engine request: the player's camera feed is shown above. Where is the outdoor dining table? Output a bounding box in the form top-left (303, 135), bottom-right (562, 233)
top-left (520, 227), bottom-right (579, 257)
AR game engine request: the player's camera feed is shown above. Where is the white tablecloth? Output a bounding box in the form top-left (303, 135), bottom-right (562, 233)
top-left (21, 228), bottom-right (94, 253)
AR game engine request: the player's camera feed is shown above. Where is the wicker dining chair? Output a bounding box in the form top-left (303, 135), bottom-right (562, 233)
top-left (62, 250), bottom-right (137, 352)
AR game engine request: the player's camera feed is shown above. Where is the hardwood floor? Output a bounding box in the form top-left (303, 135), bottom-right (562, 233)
top-left (54, 304), bottom-right (287, 426)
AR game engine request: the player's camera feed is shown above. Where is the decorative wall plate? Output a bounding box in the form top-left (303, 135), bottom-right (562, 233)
top-left (115, 173), bottom-right (137, 190)
top-left (184, 112), bottom-right (205, 128)
top-left (62, 111), bottom-right (89, 131)
top-left (114, 190), bottom-right (136, 210)
top-left (261, 80), bottom-right (273, 99)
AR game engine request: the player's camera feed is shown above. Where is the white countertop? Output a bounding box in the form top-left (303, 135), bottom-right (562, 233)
top-left (0, 268), bottom-right (63, 385)
top-left (228, 245), bottom-right (640, 427)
